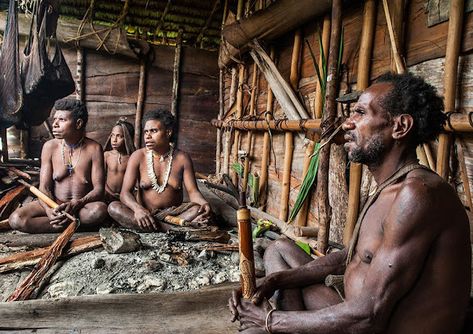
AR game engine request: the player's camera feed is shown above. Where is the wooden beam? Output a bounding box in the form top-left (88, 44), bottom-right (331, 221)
top-left (196, 0), bottom-right (220, 48)
top-left (211, 118), bottom-right (322, 133)
top-left (1, 128), bottom-right (8, 163)
top-left (437, 0), bottom-right (465, 180)
top-left (0, 284), bottom-right (239, 333)
top-left (316, 0), bottom-right (343, 254)
top-left (219, 0), bottom-right (333, 68)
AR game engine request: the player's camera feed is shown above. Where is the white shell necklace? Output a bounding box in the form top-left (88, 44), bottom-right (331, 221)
top-left (146, 145), bottom-right (174, 193)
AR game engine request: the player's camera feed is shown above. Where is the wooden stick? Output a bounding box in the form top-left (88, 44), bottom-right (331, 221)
top-left (316, 0), bottom-right (342, 254)
top-left (296, 15), bottom-right (331, 227)
top-left (212, 118), bottom-right (322, 132)
top-left (232, 64), bottom-right (246, 186)
top-left (0, 218), bottom-right (11, 231)
top-left (437, 0), bottom-right (465, 180)
top-left (134, 58), bottom-right (147, 149)
top-left (279, 30), bottom-right (301, 221)
top-left (343, 0), bottom-right (377, 247)
top-left (224, 68), bottom-right (238, 177)
top-left (382, 0), bottom-right (406, 74)
top-left (456, 139), bottom-right (473, 210)
top-left (8, 181), bottom-right (79, 301)
top-left (245, 63), bottom-right (259, 155)
top-left (258, 48), bottom-right (275, 208)
top-left (171, 30), bottom-right (182, 117)
top-left (216, 69), bottom-right (225, 176)
top-left (0, 235), bottom-right (102, 273)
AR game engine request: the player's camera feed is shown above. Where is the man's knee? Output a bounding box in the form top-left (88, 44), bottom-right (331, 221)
top-left (107, 201), bottom-right (123, 221)
top-left (80, 202), bottom-right (108, 225)
top-left (264, 238), bottom-right (295, 260)
top-left (8, 209), bottom-right (29, 232)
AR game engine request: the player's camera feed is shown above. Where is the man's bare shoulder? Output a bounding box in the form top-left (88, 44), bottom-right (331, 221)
top-left (174, 149), bottom-right (192, 162)
top-left (84, 137), bottom-right (103, 151)
top-left (129, 148), bottom-right (146, 162)
top-left (42, 138), bottom-right (61, 150)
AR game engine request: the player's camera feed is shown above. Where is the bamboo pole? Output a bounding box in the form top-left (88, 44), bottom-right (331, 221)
top-left (216, 70), bottom-right (224, 176)
top-left (232, 64), bottom-right (246, 186)
top-left (437, 0), bottom-right (465, 180)
top-left (134, 59), bottom-right (147, 149)
top-left (211, 119), bottom-right (322, 132)
top-left (223, 68), bottom-right (239, 176)
top-left (456, 139), bottom-right (473, 210)
top-left (343, 0), bottom-right (377, 247)
top-left (76, 47), bottom-right (85, 102)
top-left (316, 0), bottom-right (342, 254)
top-left (279, 30), bottom-right (301, 221)
top-left (246, 63), bottom-right (259, 155)
top-left (171, 30), bottom-right (182, 117)
top-left (296, 15), bottom-right (331, 227)
top-left (258, 48), bottom-right (275, 208)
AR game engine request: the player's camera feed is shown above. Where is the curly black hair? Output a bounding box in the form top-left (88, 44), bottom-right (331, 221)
top-left (376, 72), bottom-right (446, 148)
top-left (53, 99), bottom-right (88, 130)
top-left (142, 109), bottom-right (176, 142)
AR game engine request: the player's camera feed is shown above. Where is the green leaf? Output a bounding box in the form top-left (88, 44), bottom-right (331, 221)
top-left (296, 241), bottom-right (311, 255)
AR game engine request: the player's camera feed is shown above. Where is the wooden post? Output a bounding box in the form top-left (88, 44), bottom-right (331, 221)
top-left (232, 64), bottom-right (246, 186)
top-left (279, 30), bottom-right (301, 221)
top-left (134, 59), bottom-right (147, 149)
top-left (296, 15), bottom-right (331, 227)
top-left (343, 0), bottom-right (377, 246)
top-left (437, 0), bottom-right (465, 180)
top-left (76, 47), bottom-right (85, 102)
top-left (171, 30), bottom-right (182, 117)
top-left (216, 69), bottom-right (224, 176)
top-left (259, 48), bottom-right (275, 208)
top-left (246, 63), bottom-right (259, 155)
top-left (316, 0), bottom-right (342, 254)
top-left (456, 139), bottom-right (473, 210)
top-left (1, 128), bottom-right (8, 162)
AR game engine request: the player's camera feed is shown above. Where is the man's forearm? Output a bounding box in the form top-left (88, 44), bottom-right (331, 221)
top-left (78, 188), bottom-right (104, 207)
top-left (121, 191), bottom-right (146, 212)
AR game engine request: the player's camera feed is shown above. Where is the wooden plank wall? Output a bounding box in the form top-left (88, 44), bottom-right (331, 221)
top-left (218, 1), bottom-right (473, 244)
top-left (29, 45), bottom-right (219, 174)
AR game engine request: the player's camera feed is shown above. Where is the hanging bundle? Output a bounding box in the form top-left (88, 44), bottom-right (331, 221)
top-left (21, 0), bottom-right (76, 126)
top-left (0, 0), bottom-right (23, 128)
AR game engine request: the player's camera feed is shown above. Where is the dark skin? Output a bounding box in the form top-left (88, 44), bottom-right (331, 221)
top-left (104, 125), bottom-right (130, 201)
top-left (230, 83), bottom-right (471, 333)
top-left (9, 109), bottom-right (108, 233)
top-left (108, 119), bottom-right (211, 232)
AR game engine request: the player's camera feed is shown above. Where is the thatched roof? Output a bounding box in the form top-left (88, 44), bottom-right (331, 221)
top-left (1, 0), bottom-right (231, 50)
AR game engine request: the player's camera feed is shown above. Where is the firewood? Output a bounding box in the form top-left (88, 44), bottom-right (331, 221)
top-left (167, 227), bottom-right (231, 244)
top-left (0, 185), bottom-right (26, 210)
top-left (0, 219), bottom-right (11, 232)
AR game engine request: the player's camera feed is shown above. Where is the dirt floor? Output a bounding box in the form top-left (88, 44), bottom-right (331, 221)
top-left (0, 229), bottom-right (264, 301)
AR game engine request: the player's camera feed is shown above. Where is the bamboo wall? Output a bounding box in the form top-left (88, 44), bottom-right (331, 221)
top-left (29, 45), bottom-right (219, 174)
top-left (217, 1), bottom-right (473, 246)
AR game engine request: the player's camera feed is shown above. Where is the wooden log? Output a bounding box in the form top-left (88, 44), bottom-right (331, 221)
top-left (238, 207), bottom-right (256, 299)
top-left (316, 0), bottom-right (343, 254)
top-left (0, 232), bottom-right (97, 248)
top-left (437, 0), bottom-right (465, 180)
top-left (0, 235), bottom-right (102, 273)
top-left (0, 284), bottom-right (239, 333)
top-left (232, 64), bottom-right (246, 186)
top-left (219, 0), bottom-right (333, 68)
top-left (168, 227), bottom-right (231, 244)
top-left (294, 226), bottom-right (319, 238)
top-left (258, 48), bottom-right (275, 208)
top-left (134, 59), bottom-right (147, 149)
top-left (279, 30), bottom-right (302, 221)
top-left (0, 185), bottom-right (26, 210)
top-left (343, 0), bottom-right (377, 247)
top-left (296, 15), bottom-right (331, 227)
top-left (171, 31), bottom-right (183, 117)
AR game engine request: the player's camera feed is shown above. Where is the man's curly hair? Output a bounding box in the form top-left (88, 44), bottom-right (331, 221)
top-left (376, 72), bottom-right (446, 148)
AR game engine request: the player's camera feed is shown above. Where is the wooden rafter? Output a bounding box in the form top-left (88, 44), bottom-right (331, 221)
top-left (195, 0), bottom-right (220, 48)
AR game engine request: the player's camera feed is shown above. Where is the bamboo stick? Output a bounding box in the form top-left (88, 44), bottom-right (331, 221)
top-left (212, 118), bottom-right (322, 132)
top-left (232, 64), bottom-right (246, 186)
top-left (134, 59), bottom-right (147, 149)
top-left (279, 30), bottom-right (301, 221)
top-left (246, 63), bottom-right (259, 155)
top-left (316, 0), bottom-right (342, 254)
top-left (456, 139), bottom-right (473, 210)
top-left (171, 30), bottom-right (182, 117)
top-left (343, 0), bottom-right (377, 247)
top-left (76, 47), bottom-right (85, 102)
top-left (296, 15), bottom-right (331, 227)
top-left (437, 0), bottom-right (465, 180)
top-left (216, 70), bottom-right (224, 176)
top-left (224, 68), bottom-right (239, 176)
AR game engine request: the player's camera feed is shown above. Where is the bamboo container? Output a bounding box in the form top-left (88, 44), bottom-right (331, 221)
top-left (296, 14), bottom-right (331, 227)
top-left (437, 0), bottom-right (465, 180)
top-left (279, 30), bottom-right (301, 221)
top-left (343, 0), bottom-right (377, 246)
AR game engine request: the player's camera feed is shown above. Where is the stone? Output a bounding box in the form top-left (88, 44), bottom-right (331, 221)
top-left (137, 276), bottom-right (166, 293)
top-left (47, 281), bottom-right (79, 298)
top-left (229, 268), bottom-right (240, 282)
top-left (92, 258), bottom-right (106, 269)
top-left (144, 259), bottom-right (163, 272)
top-left (212, 271), bottom-right (228, 284)
top-left (96, 283), bottom-right (114, 295)
top-left (99, 228), bottom-right (142, 254)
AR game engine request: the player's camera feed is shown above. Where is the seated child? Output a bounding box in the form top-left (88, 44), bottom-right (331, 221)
top-left (104, 118), bottom-right (135, 203)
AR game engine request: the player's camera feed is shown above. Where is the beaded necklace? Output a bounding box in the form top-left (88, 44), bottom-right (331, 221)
top-left (146, 145), bottom-right (174, 193)
top-left (61, 137), bottom-right (84, 176)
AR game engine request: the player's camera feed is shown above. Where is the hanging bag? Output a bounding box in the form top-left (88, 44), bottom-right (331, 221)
top-left (0, 0), bottom-right (23, 128)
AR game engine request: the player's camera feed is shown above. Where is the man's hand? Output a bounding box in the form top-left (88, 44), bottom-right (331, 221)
top-left (197, 202), bottom-right (211, 219)
top-left (229, 288), bottom-right (243, 322)
top-left (55, 199), bottom-right (83, 215)
top-left (251, 273), bottom-right (279, 305)
top-left (134, 207), bottom-right (158, 231)
top-left (237, 299), bottom-right (273, 331)
top-left (46, 207), bottom-right (68, 227)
